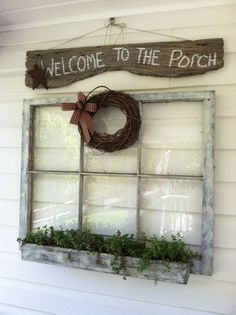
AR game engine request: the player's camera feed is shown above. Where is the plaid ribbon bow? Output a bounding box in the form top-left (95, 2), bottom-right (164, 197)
top-left (61, 92), bottom-right (97, 144)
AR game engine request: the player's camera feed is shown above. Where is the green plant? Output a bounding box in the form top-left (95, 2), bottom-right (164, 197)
top-left (17, 226), bottom-right (55, 246)
top-left (18, 227), bottom-right (199, 283)
top-left (138, 233), bottom-right (199, 273)
top-left (136, 233), bottom-right (200, 284)
top-left (104, 231), bottom-right (146, 277)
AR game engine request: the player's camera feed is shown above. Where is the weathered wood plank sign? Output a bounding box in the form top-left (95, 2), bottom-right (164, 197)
top-left (25, 38), bottom-right (224, 89)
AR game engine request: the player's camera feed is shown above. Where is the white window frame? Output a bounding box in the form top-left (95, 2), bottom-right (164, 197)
top-left (19, 91), bottom-right (215, 275)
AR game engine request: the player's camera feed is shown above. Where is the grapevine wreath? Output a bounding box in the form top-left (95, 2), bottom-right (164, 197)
top-left (61, 86), bottom-right (141, 152)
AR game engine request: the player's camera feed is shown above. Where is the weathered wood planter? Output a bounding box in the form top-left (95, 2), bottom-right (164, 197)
top-left (22, 244), bottom-right (190, 284)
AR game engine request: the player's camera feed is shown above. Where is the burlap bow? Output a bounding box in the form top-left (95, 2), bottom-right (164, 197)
top-left (61, 92), bottom-right (97, 144)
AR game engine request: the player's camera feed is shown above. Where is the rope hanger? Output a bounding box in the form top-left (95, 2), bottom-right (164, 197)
top-left (49, 17), bottom-right (193, 50)
top-left (0, 17), bottom-right (193, 49)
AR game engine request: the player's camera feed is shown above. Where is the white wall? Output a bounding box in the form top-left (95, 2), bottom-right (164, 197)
top-left (0, 3), bottom-right (236, 315)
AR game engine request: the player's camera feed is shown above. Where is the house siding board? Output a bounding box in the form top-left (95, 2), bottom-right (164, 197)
top-left (0, 3), bottom-right (236, 315)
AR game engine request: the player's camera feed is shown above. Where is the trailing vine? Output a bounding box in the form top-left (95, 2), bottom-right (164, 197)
top-left (17, 227), bottom-right (199, 281)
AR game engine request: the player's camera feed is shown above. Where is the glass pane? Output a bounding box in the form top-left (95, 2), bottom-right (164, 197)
top-left (141, 102), bottom-right (203, 175)
top-left (83, 176), bottom-right (137, 235)
top-left (141, 210), bottom-right (201, 245)
top-left (32, 174), bottom-right (79, 229)
top-left (84, 146), bottom-right (137, 173)
top-left (84, 106), bottom-right (138, 173)
top-left (33, 106), bottom-right (80, 171)
top-left (140, 178), bottom-right (202, 245)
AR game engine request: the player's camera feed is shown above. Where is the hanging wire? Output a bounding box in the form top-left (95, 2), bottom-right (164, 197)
top-left (103, 17), bottom-right (192, 43)
top-left (109, 22), bottom-right (112, 45)
top-left (0, 17), bottom-right (193, 49)
top-left (0, 25), bottom-right (106, 48)
top-left (113, 23), bottom-right (125, 45)
top-left (106, 18), bottom-right (193, 45)
top-left (104, 24), bottom-right (110, 45)
top-left (46, 19), bottom-right (194, 49)
top-left (125, 26), bottom-right (193, 42)
top-left (104, 18), bottom-right (126, 45)
top-left (49, 25), bottom-right (107, 50)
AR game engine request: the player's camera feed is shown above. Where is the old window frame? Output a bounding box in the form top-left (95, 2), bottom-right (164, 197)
top-left (19, 90), bottom-right (215, 275)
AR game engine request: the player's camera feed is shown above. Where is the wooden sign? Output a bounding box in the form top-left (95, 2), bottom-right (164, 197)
top-left (25, 38), bottom-right (224, 89)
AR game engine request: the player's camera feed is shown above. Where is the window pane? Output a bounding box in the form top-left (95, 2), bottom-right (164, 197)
top-left (83, 176), bottom-right (137, 235)
top-left (32, 174), bottom-right (79, 229)
top-left (84, 106), bottom-right (138, 173)
top-left (84, 146), bottom-right (137, 173)
top-left (33, 107), bottom-right (80, 171)
top-left (140, 178), bottom-right (202, 245)
top-left (141, 102), bottom-right (203, 175)
top-left (141, 210), bottom-right (201, 245)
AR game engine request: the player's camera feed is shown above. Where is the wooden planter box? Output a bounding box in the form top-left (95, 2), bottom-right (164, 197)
top-left (22, 244), bottom-right (190, 284)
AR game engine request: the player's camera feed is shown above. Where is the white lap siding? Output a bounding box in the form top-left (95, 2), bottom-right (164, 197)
top-left (0, 3), bottom-right (236, 315)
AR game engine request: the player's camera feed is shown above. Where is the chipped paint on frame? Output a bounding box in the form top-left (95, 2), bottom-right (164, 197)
top-left (19, 91), bottom-right (215, 279)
